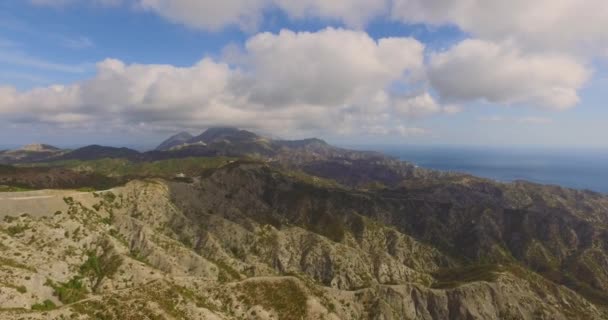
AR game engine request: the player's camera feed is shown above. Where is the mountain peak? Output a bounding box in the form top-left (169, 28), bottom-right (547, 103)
top-left (18, 143), bottom-right (61, 152)
top-left (201, 127), bottom-right (241, 135)
top-left (190, 127), bottom-right (261, 144)
top-left (54, 145), bottom-right (141, 161)
top-left (155, 132), bottom-right (194, 151)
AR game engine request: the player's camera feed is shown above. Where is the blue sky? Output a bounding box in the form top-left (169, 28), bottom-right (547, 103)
top-left (0, 1), bottom-right (607, 149)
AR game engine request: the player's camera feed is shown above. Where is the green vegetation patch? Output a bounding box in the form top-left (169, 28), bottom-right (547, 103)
top-left (80, 239), bottom-right (123, 293)
top-left (432, 264), bottom-right (504, 289)
top-left (46, 277), bottom-right (88, 304)
top-left (538, 266), bottom-right (608, 308)
top-left (129, 248), bottom-right (150, 265)
top-left (75, 187), bottom-right (97, 192)
top-left (101, 191), bottom-right (116, 203)
top-left (31, 299), bottom-right (56, 311)
top-left (70, 280), bottom-right (222, 319)
top-left (173, 285), bottom-right (218, 312)
top-left (71, 295), bottom-right (162, 320)
top-left (71, 282), bottom-right (216, 319)
top-left (142, 285), bottom-right (190, 319)
top-left (6, 224), bottom-right (31, 236)
top-left (32, 156), bottom-right (237, 178)
top-left (562, 277), bottom-right (608, 307)
top-left (0, 256), bottom-right (36, 272)
top-left (280, 169), bottom-right (344, 189)
top-left (0, 282), bottom-right (27, 293)
top-left (0, 165), bottom-right (18, 174)
top-left (305, 206), bottom-right (346, 242)
top-left (0, 185), bottom-right (33, 192)
top-left (239, 279), bottom-right (308, 320)
top-left (208, 258), bottom-right (240, 283)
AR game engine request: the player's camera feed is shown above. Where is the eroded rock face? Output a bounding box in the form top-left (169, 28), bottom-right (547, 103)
top-left (0, 163), bottom-right (607, 319)
top-left (169, 163), bottom-right (608, 296)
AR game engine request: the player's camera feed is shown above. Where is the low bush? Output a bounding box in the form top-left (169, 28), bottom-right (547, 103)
top-left (31, 299), bottom-right (56, 311)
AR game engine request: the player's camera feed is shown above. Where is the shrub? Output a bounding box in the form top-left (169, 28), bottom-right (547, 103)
top-left (80, 239), bottom-right (123, 293)
top-left (431, 264), bottom-right (504, 289)
top-left (0, 257), bottom-right (36, 272)
top-left (102, 192), bottom-right (116, 203)
top-left (7, 224), bottom-right (29, 236)
top-left (47, 277), bottom-right (88, 304)
top-left (31, 299), bottom-right (56, 311)
top-left (240, 279), bottom-right (307, 320)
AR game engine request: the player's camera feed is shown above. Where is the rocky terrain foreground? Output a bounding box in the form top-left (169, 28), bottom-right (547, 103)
top-left (0, 129), bottom-right (607, 319)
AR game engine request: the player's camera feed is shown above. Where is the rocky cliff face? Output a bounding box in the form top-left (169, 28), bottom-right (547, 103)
top-left (1, 161), bottom-right (607, 319)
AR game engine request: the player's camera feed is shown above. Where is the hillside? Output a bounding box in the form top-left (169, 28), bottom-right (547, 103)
top-left (0, 144), bottom-right (65, 164)
top-left (0, 130), bottom-right (607, 319)
top-left (0, 165), bottom-right (121, 190)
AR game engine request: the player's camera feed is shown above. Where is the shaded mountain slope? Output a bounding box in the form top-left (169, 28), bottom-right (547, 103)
top-left (50, 145), bottom-right (142, 161)
top-left (168, 162), bottom-right (608, 306)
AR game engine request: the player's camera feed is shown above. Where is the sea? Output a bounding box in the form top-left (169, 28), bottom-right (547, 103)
top-left (352, 145), bottom-right (608, 194)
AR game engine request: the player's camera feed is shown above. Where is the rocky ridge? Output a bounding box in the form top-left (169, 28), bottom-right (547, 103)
top-left (0, 160), bottom-right (606, 319)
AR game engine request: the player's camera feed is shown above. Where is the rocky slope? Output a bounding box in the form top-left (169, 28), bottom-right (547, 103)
top-left (1, 160), bottom-right (607, 319)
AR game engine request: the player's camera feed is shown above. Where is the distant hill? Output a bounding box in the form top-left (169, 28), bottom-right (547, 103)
top-left (0, 164), bottom-right (120, 189)
top-left (0, 143), bottom-right (65, 164)
top-left (52, 145), bottom-right (141, 161)
top-left (17, 143), bottom-right (62, 152)
top-left (156, 128), bottom-right (264, 152)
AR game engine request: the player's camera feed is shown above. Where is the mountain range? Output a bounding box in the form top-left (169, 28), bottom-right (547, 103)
top-left (1, 128), bottom-right (376, 163)
top-left (0, 128), bottom-right (607, 319)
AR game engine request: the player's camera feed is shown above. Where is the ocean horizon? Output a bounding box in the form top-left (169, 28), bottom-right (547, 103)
top-left (351, 145), bottom-right (608, 194)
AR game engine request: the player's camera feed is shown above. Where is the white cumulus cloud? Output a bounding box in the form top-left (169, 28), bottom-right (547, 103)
top-left (134, 0), bottom-right (390, 31)
top-left (136, 0), bottom-right (267, 31)
top-left (30, 0), bottom-right (123, 6)
top-left (393, 92), bottom-right (441, 117)
top-left (29, 0), bottom-right (608, 59)
top-left (0, 28), bottom-right (428, 137)
top-left (428, 39), bottom-right (590, 110)
top-left (19, 1), bottom-right (608, 132)
top-left (242, 28), bottom-right (423, 108)
top-left (391, 0), bottom-right (608, 55)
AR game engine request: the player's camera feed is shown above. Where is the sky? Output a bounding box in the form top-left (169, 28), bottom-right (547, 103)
top-left (0, 0), bottom-right (607, 149)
